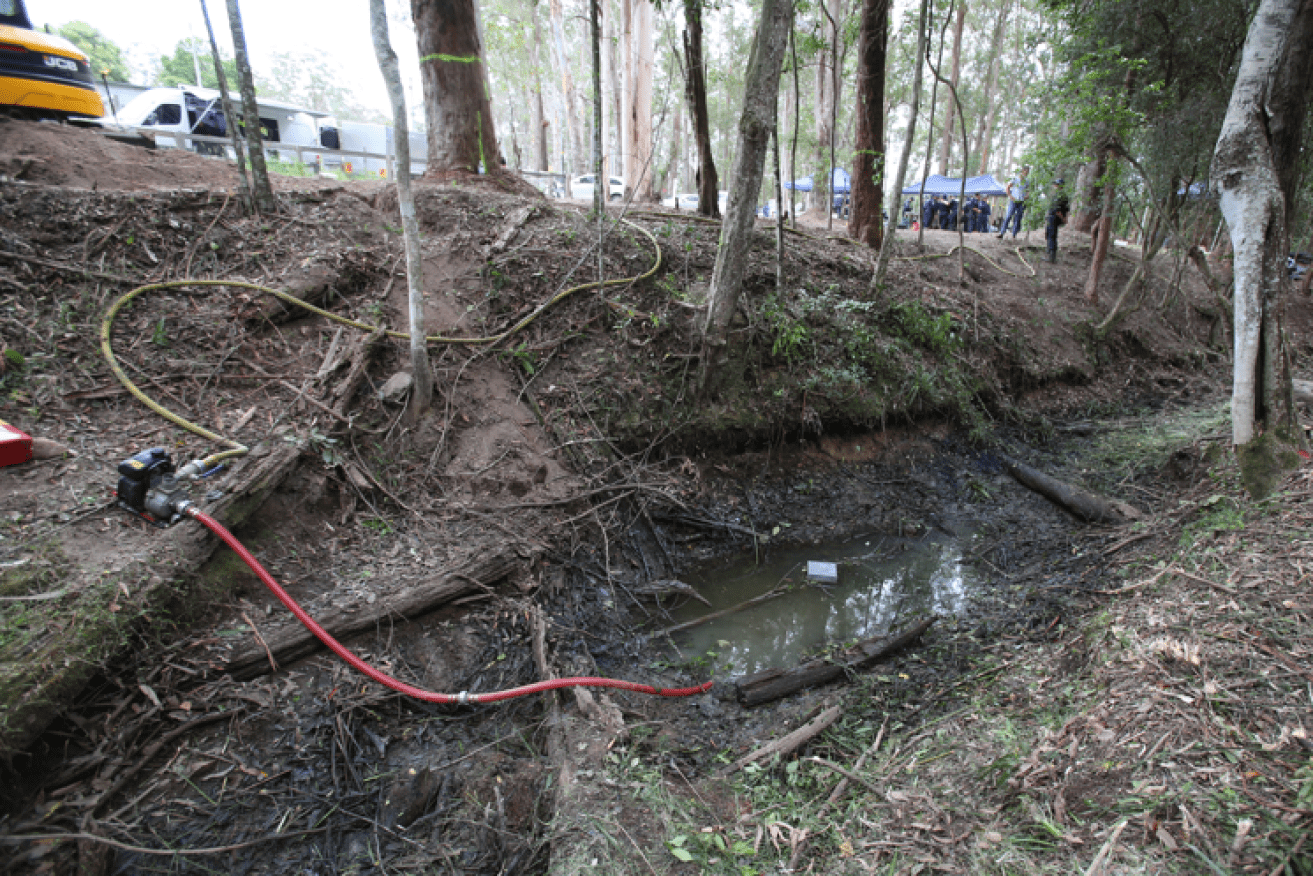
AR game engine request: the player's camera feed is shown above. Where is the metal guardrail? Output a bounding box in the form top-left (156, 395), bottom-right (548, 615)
top-left (138, 128), bottom-right (402, 178)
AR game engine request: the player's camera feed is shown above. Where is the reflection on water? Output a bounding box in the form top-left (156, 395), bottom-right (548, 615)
top-left (671, 535), bottom-right (974, 676)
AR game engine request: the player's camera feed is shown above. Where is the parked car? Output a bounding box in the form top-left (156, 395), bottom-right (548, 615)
top-left (571, 174), bottom-right (626, 202)
top-left (661, 193), bottom-right (700, 209)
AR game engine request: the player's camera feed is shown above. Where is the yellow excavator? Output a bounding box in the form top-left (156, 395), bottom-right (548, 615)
top-left (0, 0), bottom-right (104, 120)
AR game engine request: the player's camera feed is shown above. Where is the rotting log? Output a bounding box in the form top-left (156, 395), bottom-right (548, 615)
top-left (242, 265), bottom-right (339, 325)
top-left (722, 704), bottom-right (843, 775)
top-left (1003, 456), bottom-right (1142, 524)
top-left (224, 544), bottom-right (529, 679)
top-left (0, 442), bottom-right (302, 756)
top-left (318, 328), bottom-right (385, 419)
top-left (733, 617), bottom-right (936, 708)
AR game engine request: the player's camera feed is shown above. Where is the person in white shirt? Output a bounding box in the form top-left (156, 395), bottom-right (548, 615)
top-left (997, 166), bottom-right (1030, 239)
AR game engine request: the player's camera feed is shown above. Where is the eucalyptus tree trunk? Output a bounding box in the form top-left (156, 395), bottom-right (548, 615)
top-left (872, 0), bottom-right (928, 289)
top-left (547, 0), bottom-right (584, 179)
top-left (224, 0), bottom-right (275, 214)
top-left (528, 7), bottom-right (551, 171)
top-left (198, 0), bottom-right (250, 213)
top-left (699, 0), bottom-right (794, 392)
top-left (621, 0), bottom-right (656, 201)
top-left (1212, 0), bottom-right (1313, 453)
top-left (683, 0), bottom-right (719, 218)
top-left (936, 0), bottom-right (965, 175)
top-left (370, 0), bottom-right (433, 422)
top-left (975, 0), bottom-right (1009, 174)
top-left (848, 0), bottom-right (889, 248)
top-left (412, 0), bottom-right (501, 174)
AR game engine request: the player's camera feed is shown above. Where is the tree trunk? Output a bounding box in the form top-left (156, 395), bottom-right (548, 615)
top-left (621, 0), bottom-right (656, 201)
top-left (1072, 149), bottom-right (1107, 234)
top-left (528, 8), bottom-right (551, 172)
top-left (974, 0), bottom-right (1010, 177)
top-left (199, 0), bottom-right (251, 213)
top-left (699, 0), bottom-right (794, 389)
top-left (872, 0), bottom-right (927, 289)
top-left (1212, 0), bottom-right (1313, 451)
top-left (1083, 162), bottom-right (1117, 306)
top-left (848, 0), bottom-right (888, 248)
top-left (371, 0), bottom-right (433, 422)
top-left (655, 97), bottom-right (683, 198)
top-left (412, 0), bottom-right (501, 175)
top-left (936, 0), bottom-right (966, 175)
top-left (547, 0), bottom-right (583, 180)
top-left (814, 0), bottom-right (842, 217)
top-left (224, 0), bottom-right (274, 214)
top-left (916, 0), bottom-right (948, 248)
top-left (684, 0), bottom-right (719, 218)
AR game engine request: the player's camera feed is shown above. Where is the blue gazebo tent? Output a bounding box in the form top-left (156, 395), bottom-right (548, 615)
top-left (901, 174), bottom-right (1008, 197)
top-left (784, 167), bottom-right (852, 193)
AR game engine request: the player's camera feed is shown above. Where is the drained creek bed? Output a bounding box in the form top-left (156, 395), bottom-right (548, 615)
top-left (669, 534), bottom-right (978, 676)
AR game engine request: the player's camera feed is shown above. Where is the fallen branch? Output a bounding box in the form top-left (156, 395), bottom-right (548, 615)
top-left (224, 543), bottom-right (528, 678)
top-left (663, 584), bottom-right (790, 635)
top-left (1003, 456), bottom-right (1141, 524)
top-left (734, 617), bottom-right (937, 707)
top-left (722, 704), bottom-right (843, 775)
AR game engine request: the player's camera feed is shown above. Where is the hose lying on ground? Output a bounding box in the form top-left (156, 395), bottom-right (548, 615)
top-left (184, 505), bottom-right (712, 702)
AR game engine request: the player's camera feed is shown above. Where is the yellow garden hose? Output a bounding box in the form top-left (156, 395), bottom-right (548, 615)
top-left (101, 218), bottom-right (663, 471)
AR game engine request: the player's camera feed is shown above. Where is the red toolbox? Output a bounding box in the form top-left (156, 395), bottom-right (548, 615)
top-left (0, 419), bottom-right (33, 467)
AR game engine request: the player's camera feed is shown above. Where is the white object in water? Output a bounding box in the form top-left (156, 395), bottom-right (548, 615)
top-left (807, 561), bottom-right (838, 583)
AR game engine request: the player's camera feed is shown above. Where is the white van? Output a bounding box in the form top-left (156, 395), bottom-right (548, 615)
top-left (113, 86), bottom-right (328, 157)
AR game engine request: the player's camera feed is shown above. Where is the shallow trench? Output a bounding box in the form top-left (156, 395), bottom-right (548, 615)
top-left (4, 420), bottom-right (1125, 875)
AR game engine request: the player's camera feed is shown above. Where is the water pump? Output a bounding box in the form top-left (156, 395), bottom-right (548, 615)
top-left (115, 448), bottom-right (190, 526)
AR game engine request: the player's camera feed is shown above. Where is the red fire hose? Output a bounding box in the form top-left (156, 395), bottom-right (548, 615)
top-left (184, 505), bottom-right (713, 704)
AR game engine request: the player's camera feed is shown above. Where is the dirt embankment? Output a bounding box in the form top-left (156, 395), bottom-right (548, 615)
top-left (2, 118), bottom-right (1310, 875)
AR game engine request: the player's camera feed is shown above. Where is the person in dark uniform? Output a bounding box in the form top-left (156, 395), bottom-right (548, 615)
top-left (944, 196), bottom-right (959, 230)
top-left (1045, 178), bottom-right (1070, 262)
top-left (965, 194), bottom-right (981, 232)
top-left (921, 196), bottom-right (935, 229)
top-left (978, 197), bottom-right (992, 234)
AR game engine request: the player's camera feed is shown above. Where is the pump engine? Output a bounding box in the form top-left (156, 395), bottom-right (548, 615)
top-left (116, 448), bottom-right (189, 526)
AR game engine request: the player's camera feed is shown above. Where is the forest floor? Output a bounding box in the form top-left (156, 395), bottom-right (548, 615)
top-left (0, 117), bottom-right (1311, 876)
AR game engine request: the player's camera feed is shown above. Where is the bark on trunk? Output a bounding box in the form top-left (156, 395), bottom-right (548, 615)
top-left (199, 0), bottom-right (251, 212)
top-left (224, 0), bottom-right (275, 214)
top-left (872, 0), bottom-right (927, 289)
top-left (412, 0), bottom-right (502, 175)
top-left (547, 0), bottom-right (583, 178)
top-left (973, 0), bottom-right (1009, 176)
top-left (848, 0), bottom-right (889, 248)
top-left (684, 0), bottom-right (719, 218)
top-left (372, 0), bottom-right (433, 422)
top-left (936, 1), bottom-right (965, 175)
top-left (1083, 161), bottom-right (1117, 306)
top-left (529, 8), bottom-right (551, 172)
top-left (621, 0), bottom-right (656, 201)
top-left (1211, 0), bottom-right (1313, 448)
top-left (698, 0), bottom-right (794, 390)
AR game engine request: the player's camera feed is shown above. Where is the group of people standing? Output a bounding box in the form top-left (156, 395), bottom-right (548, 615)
top-left (916, 194), bottom-right (994, 232)
top-left (908, 165), bottom-right (1072, 262)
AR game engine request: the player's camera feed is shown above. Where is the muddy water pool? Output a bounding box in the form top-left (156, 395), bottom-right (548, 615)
top-left (669, 534), bottom-right (979, 676)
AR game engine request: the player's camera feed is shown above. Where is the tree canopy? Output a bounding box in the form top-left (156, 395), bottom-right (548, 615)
top-left (56, 21), bottom-right (130, 81)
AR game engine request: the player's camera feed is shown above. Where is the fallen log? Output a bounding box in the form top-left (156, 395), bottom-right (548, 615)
top-left (722, 704), bottom-right (843, 775)
top-left (1003, 456), bottom-right (1141, 524)
top-left (224, 543), bottom-right (530, 679)
top-left (733, 617), bottom-right (937, 708)
top-left (243, 265), bottom-right (338, 325)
